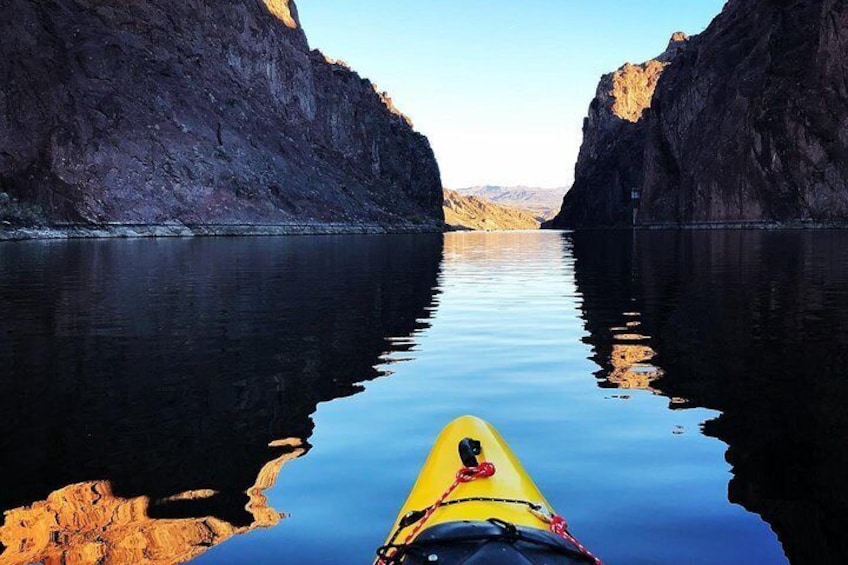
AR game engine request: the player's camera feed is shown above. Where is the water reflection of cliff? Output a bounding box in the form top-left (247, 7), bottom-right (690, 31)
top-left (565, 233), bottom-right (665, 393)
top-left (569, 230), bottom-right (848, 564)
top-left (0, 235), bottom-right (443, 564)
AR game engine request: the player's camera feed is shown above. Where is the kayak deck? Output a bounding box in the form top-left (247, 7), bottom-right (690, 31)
top-left (377, 416), bottom-right (602, 564)
top-left (386, 415), bottom-right (552, 535)
top-left (394, 520), bottom-right (594, 564)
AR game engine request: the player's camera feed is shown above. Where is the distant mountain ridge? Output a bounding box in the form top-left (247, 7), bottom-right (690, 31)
top-left (453, 186), bottom-right (567, 221)
top-left (443, 189), bottom-right (539, 231)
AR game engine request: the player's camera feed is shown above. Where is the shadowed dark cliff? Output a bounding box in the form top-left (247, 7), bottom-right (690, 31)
top-left (549, 0), bottom-right (848, 228)
top-left (569, 230), bottom-right (848, 564)
top-left (0, 235), bottom-right (443, 562)
top-left (0, 0), bottom-right (443, 229)
top-left (547, 34), bottom-right (688, 228)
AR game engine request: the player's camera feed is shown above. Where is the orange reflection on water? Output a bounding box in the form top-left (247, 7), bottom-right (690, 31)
top-left (608, 344), bottom-right (663, 390)
top-left (0, 439), bottom-right (304, 565)
top-left (605, 312), bottom-right (664, 391)
top-left (444, 231), bottom-right (562, 264)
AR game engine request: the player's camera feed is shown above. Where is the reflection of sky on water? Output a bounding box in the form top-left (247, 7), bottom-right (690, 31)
top-left (9, 230), bottom-right (845, 564)
top-left (202, 231), bottom-right (784, 565)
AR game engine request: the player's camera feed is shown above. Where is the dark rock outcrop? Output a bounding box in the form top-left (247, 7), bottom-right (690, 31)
top-left (547, 34), bottom-right (688, 228)
top-left (550, 0), bottom-right (848, 228)
top-left (0, 0), bottom-right (443, 229)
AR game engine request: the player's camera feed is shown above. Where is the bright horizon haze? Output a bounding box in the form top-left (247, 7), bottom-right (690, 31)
top-left (297, 1), bottom-right (726, 189)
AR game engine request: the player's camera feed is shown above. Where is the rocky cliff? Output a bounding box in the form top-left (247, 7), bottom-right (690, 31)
top-left (0, 0), bottom-right (443, 231)
top-left (548, 34), bottom-right (688, 227)
top-left (550, 0), bottom-right (848, 228)
top-left (443, 189), bottom-right (540, 231)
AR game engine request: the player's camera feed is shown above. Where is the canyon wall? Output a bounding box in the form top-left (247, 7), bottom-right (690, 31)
top-left (550, 0), bottom-right (848, 228)
top-left (0, 0), bottom-right (443, 229)
top-left (548, 34), bottom-right (688, 227)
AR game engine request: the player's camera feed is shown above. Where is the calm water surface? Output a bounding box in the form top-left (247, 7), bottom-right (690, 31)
top-left (1, 231), bottom-right (846, 564)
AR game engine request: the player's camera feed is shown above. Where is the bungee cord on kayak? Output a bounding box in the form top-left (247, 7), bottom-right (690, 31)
top-left (377, 461), bottom-right (497, 564)
top-left (375, 417), bottom-right (603, 565)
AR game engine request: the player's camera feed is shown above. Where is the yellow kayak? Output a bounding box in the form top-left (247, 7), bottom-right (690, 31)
top-left (376, 415), bottom-right (602, 564)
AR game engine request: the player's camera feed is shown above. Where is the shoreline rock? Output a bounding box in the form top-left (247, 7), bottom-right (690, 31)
top-left (0, 222), bottom-right (444, 242)
top-left (546, 221), bottom-right (848, 232)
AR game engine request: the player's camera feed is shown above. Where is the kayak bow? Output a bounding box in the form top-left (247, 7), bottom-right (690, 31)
top-left (376, 415), bottom-right (602, 564)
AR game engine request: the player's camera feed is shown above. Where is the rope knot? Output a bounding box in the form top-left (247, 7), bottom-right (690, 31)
top-left (550, 514), bottom-right (568, 534)
top-left (457, 461), bottom-right (496, 482)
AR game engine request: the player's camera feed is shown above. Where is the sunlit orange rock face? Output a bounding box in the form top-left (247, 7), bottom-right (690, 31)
top-left (262, 0), bottom-right (298, 28)
top-left (0, 440), bottom-right (304, 565)
top-left (610, 31), bottom-right (688, 123)
top-left (443, 189), bottom-right (540, 231)
top-left (609, 61), bottom-right (669, 123)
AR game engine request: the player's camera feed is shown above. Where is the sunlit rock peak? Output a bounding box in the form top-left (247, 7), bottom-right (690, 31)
top-left (666, 31), bottom-right (689, 50)
top-left (262, 0), bottom-right (298, 29)
top-left (546, 32), bottom-right (690, 228)
top-left (606, 32), bottom-right (690, 123)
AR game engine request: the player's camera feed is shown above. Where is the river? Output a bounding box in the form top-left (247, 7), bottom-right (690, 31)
top-left (2, 230), bottom-right (846, 564)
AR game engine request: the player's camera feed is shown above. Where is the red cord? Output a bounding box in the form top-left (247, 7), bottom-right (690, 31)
top-left (550, 514), bottom-right (603, 565)
top-left (379, 462), bottom-right (496, 564)
top-left (401, 462), bottom-right (496, 544)
top-left (379, 461), bottom-right (602, 565)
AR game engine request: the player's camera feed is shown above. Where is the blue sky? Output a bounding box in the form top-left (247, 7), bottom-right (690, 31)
top-left (296, 1), bottom-right (726, 188)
